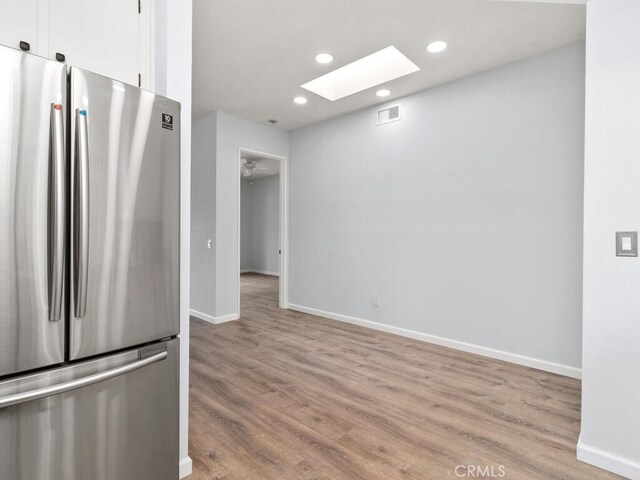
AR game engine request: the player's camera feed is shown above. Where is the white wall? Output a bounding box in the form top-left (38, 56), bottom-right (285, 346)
top-left (241, 175), bottom-right (281, 275)
top-left (214, 111), bottom-right (288, 316)
top-left (579, 1), bottom-right (640, 478)
top-left (191, 111), bottom-right (288, 318)
top-left (241, 183), bottom-right (252, 272)
top-left (289, 43), bottom-right (585, 374)
top-left (191, 113), bottom-right (216, 314)
top-left (154, 0), bottom-right (192, 476)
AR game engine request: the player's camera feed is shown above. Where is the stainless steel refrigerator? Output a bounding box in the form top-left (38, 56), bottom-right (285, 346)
top-left (0, 44), bottom-right (180, 479)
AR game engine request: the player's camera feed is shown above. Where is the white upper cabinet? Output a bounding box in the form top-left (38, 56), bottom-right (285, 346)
top-left (0, 0), bottom-right (154, 90)
top-left (49, 0), bottom-right (141, 87)
top-left (0, 0), bottom-right (39, 53)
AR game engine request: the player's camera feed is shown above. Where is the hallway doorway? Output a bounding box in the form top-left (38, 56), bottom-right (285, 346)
top-left (238, 148), bottom-right (288, 313)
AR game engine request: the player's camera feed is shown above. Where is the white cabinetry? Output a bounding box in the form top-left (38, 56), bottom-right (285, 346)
top-left (0, 0), bottom-right (154, 89)
top-left (0, 0), bottom-right (39, 53)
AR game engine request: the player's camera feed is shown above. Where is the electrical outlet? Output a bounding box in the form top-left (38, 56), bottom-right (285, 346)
top-left (372, 295), bottom-right (380, 307)
top-left (207, 239), bottom-right (213, 250)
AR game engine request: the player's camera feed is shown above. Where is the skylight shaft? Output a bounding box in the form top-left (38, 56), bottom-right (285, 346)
top-left (301, 46), bottom-right (420, 101)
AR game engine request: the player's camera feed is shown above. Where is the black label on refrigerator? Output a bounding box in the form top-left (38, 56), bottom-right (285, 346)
top-left (162, 113), bottom-right (174, 131)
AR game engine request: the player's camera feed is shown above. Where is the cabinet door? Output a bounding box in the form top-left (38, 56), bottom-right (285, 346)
top-left (0, 0), bottom-right (38, 52)
top-left (48, 0), bottom-right (140, 86)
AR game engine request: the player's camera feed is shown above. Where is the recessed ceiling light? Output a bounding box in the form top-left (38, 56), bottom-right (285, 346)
top-left (315, 53), bottom-right (334, 64)
top-left (301, 46), bottom-right (420, 101)
top-left (426, 41), bottom-right (448, 54)
top-left (375, 89), bottom-right (391, 98)
top-left (293, 96), bottom-right (308, 105)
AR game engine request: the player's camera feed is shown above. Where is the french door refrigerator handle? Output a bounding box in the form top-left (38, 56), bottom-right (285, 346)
top-left (49, 103), bottom-right (65, 322)
top-left (0, 350), bottom-right (167, 409)
top-left (75, 109), bottom-right (89, 318)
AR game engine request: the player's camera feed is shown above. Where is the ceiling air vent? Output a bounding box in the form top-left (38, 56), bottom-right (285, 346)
top-left (377, 105), bottom-right (401, 125)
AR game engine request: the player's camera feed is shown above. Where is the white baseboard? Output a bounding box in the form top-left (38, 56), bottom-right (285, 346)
top-left (241, 269), bottom-right (279, 276)
top-left (213, 313), bottom-right (240, 324)
top-left (578, 435), bottom-right (640, 479)
top-left (179, 456), bottom-right (193, 478)
top-left (287, 304), bottom-right (581, 379)
top-left (190, 309), bottom-right (239, 325)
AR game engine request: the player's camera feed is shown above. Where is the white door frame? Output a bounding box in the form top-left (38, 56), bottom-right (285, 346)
top-left (237, 147), bottom-right (289, 311)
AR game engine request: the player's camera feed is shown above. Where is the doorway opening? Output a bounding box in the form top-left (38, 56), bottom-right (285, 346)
top-left (237, 148), bottom-right (288, 315)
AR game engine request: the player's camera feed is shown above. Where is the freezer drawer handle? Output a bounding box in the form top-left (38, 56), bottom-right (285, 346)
top-left (49, 103), bottom-right (66, 321)
top-left (0, 350), bottom-right (167, 409)
top-left (74, 109), bottom-right (90, 318)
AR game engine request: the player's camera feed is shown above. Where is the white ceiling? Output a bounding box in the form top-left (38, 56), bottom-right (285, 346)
top-left (193, 0), bottom-right (585, 131)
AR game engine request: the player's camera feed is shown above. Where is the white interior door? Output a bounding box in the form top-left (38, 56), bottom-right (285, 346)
top-left (48, 0), bottom-right (140, 86)
top-left (0, 0), bottom-right (39, 52)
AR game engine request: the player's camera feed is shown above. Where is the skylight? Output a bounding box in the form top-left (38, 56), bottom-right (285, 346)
top-left (301, 46), bottom-right (420, 101)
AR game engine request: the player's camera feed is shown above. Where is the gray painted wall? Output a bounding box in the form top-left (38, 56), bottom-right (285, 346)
top-left (215, 112), bottom-right (289, 316)
top-left (241, 175), bottom-right (281, 275)
top-left (191, 110), bottom-right (289, 318)
top-left (190, 112), bottom-right (216, 316)
top-left (240, 184), bottom-right (252, 272)
top-left (580, 1), bottom-right (640, 476)
top-left (289, 43), bottom-right (586, 369)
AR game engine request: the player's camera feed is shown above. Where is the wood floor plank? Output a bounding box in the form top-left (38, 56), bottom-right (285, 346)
top-left (189, 273), bottom-right (621, 480)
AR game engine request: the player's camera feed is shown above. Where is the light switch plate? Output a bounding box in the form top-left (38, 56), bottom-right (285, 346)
top-left (616, 232), bottom-right (638, 257)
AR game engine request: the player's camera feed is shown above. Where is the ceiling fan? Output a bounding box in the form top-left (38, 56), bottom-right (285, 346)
top-left (241, 159), bottom-right (256, 177)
